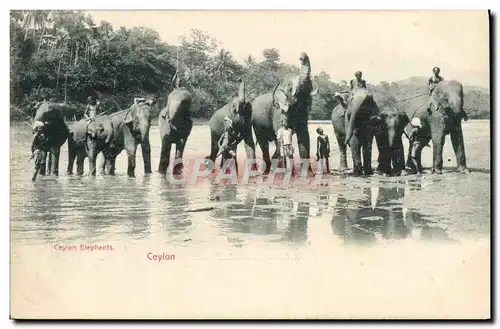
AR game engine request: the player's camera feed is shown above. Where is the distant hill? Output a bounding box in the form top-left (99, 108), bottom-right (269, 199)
top-left (372, 76), bottom-right (490, 119)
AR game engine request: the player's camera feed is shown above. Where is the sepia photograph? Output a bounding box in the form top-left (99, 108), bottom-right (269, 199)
top-left (9, 9), bottom-right (491, 319)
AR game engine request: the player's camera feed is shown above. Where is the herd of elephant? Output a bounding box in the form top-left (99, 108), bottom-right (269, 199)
top-left (29, 53), bottom-right (470, 182)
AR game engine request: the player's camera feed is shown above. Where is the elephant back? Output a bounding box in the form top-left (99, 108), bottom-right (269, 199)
top-left (33, 102), bottom-right (66, 126)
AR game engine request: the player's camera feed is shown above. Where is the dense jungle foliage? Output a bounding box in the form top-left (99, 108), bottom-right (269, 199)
top-left (10, 10), bottom-right (490, 122)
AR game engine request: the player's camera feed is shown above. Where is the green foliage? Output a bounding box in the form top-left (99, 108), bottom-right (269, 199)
top-left (10, 10), bottom-right (490, 122)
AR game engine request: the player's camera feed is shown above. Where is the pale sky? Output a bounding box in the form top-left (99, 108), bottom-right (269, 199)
top-left (87, 10), bottom-right (490, 88)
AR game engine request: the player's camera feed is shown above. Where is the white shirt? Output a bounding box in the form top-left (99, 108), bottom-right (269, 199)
top-left (277, 128), bottom-right (293, 145)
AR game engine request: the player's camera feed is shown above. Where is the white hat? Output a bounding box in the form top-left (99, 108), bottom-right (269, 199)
top-left (411, 118), bottom-right (422, 127)
top-left (32, 121), bottom-right (45, 129)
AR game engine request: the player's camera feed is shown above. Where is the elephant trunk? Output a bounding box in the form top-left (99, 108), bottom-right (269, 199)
top-left (449, 92), bottom-right (464, 119)
top-left (238, 79), bottom-right (245, 103)
top-left (388, 128), bottom-right (396, 149)
top-left (140, 121), bottom-right (150, 143)
top-left (345, 93), bottom-right (365, 145)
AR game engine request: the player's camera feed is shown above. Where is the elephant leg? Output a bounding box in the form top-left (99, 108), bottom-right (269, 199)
top-left (374, 132), bottom-right (390, 175)
top-left (349, 137), bottom-right (363, 176)
top-left (67, 145), bottom-right (77, 175)
top-left (50, 148), bottom-right (60, 176)
top-left (141, 139), bottom-right (152, 175)
top-left (431, 129), bottom-right (446, 174)
top-left (174, 138), bottom-right (187, 174)
top-left (232, 145), bottom-right (239, 174)
top-left (391, 145), bottom-right (405, 176)
top-left (87, 151), bottom-right (98, 177)
top-left (256, 136), bottom-right (271, 174)
top-left (126, 144), bottom-right (138, 177)
top-left (46, 151), bottom-right (52, 176)
top-left (334, 130), bottom-right (348, 170)
top-left (416, 146), bottom-right (425, 173)
top-left (208, 131), bottom-right (219, 162)
top-left (109, 157), bottom-right (117, 175)
top-left (76, 152), bottom-right (85, 176)
top-left (100, 151), bottom-right (112, 175)
top-left (158, 135), bottom-right (171, 174)
top-left (296, 128), bottom-right (312, 173)
top-left (99, 153), bottom-right (107, 175)
top-left (450, 122), bottom-right (468, 173)
top-left (39, 152), bottom-right (47, 176)
top-left (243, 131), bottom-right (257, 171)
top-left (362, 136), bottom-right (373, 176)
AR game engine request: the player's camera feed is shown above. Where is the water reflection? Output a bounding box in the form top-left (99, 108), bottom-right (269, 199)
top-left (331, 185), bottom-right (454, 245)
top-left (12, 180), bottom-right (64, 243)
top-left (156, 179), bottom-right (193, 240)
top-left (210, 184), bottom-right (310, 244)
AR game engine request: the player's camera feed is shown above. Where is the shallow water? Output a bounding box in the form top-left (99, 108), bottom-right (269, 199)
top-left (9, 120), bottom-right (491, 319)
top-left (10, 120), bottom-right (490, 246)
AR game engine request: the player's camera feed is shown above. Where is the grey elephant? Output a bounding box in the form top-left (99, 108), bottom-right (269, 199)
top-left (206, 79), bottom-right (255, 173)
top-left (332, 92), bottom-right (410, 175)
top-left (403, 80), bottom-right (469, 174)
top-left (157, 74), bottom-right (193, 175)
top-left (331, 89), bottom-right (394, 176)
top-left (252, 52), bottom-right (318, 174)
top-left (30, 101), bottom-right (70, 181)
top-left (251, 83), bottom-right (292, 173)
top-left (66, 114), bottom-right (114, 176)
top-left (96, 98), bottom-right (154, 177)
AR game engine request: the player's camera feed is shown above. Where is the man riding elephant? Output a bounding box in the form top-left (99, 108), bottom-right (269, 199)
top-left (350, 71), bottom-right (367, 92)
top-left (85, 95), bottom-right (101, 119)
top-left (96, 97), bottom-right (154, 177)
top-left (425, 67), bottom-right (468, 121)
top-left (334, 70), bottom-right (367, 107)
top-left (404, 79), bottom-right (469, 175)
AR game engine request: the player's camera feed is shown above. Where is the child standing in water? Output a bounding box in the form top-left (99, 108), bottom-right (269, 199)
top-left (277, 120), bottom-right (294, 171)
top-left (408, 118), bottom-right (424, 175)
top-left (316, 127), bottom-right (331, 173)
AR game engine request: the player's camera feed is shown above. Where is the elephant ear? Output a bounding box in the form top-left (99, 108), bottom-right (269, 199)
top-left (102, 121), bottom-right (114, 144)
top-left (124, 108), bottom-right (135, 125)
top-left (399, 112), bottom-right (410, 129)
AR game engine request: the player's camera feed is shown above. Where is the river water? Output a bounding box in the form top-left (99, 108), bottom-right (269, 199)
top-left (10, 120), bottom-right (491, 319)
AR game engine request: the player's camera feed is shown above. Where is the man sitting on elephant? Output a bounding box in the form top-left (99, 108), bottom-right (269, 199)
top-left (428, 67), bottom-right (444, 93)
top-left (350, 71), bottom-right (367, 92)
top-left (425, 67), bottom-right (468, 121)
top-left (334, 71), bottom-right (367, 106)
top-left (85, 95), bottom-right (101, 119)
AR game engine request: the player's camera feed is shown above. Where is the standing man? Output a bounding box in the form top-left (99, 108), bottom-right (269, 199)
top-left (315, 127), bottom-right (331, 174)
top-left (407, 118), bottom-right (424, 175)
top-left (276, 120), bottom-right (294, 171)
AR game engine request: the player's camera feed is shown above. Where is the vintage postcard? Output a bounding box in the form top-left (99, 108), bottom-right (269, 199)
top-left (9, 10), bottom-right (491, 319)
